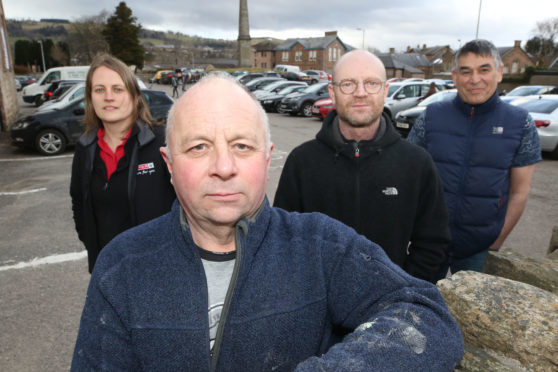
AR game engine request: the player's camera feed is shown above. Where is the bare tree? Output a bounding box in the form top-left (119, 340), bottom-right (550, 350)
top-left (67, 11), bottom-right (109, 65)
top-left (526, 17), bottom-right (558, 67)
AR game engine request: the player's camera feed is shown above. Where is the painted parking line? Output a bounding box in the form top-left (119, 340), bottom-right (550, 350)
top-left (0, 154), bottom-right (73, 162)
top-left (0, 251), bottom-right (87, 272)
top-left (0, 187), bottom-right (47, 196)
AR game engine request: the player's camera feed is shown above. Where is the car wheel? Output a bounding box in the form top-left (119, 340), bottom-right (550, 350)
top-left (35, 129), bottom-right (67, 156)
top-left (311, 79), bottom-right (318, 85)
top-left (276, 104), bottom-right (287, 114)
top-left (301, 102), bottom-right (313, 117)
top-left (549, 145), bottom-right (558, 160)
top-left (34, 95), bottom-right (43, 107)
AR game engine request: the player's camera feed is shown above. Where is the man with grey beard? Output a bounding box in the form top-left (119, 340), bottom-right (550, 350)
top-left (274, 50), bottom-right (449, 283)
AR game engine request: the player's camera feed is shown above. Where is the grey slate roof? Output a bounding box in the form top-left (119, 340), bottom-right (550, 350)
top-left (274, 35), bottom-right (350, 51)
top-left (378, 54), bottom-right (424, 73)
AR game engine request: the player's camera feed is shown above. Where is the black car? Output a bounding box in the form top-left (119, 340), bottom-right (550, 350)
top-left (238, 73), bottom-right (264, 85)
top-left (283, 71), bottom-right (312, 83)
top-left (10, 90), bottom-right (173, 156)
top-left (278, 82), bottom-right (330, 117)
top-left (259, 85), bottom-right (307, 113)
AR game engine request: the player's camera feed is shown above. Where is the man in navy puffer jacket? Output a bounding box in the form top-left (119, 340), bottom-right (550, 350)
top-left (408, 39), bottom-right (541, 281)
top-left (72, 74), bottom-right (464, 371)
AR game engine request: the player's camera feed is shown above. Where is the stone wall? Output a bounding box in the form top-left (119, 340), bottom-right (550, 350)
top-left (437, 228), bottom-right (558, 371)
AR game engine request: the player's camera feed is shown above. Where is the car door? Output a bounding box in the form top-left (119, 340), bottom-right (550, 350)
top-left (65, 100), bottom-right (86, 143)
top-left (389, 84), bottom-right (425, 116)
top-left (143, 91), bottom-right (173, 122)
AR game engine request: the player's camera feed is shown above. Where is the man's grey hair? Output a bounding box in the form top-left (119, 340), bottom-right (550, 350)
top-left (165, 73), bottom-right (272, 161)
top-left (453, 39), bottom-right (503, 71)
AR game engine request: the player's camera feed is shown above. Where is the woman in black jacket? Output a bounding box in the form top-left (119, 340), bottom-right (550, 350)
top-left (70, 54), bottom-right (176, 273)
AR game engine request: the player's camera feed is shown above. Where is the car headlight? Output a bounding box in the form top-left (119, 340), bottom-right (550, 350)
top-left (263, 100), bottom-right (272, 104)
top-left (12, 120), bottom-right (31, 130)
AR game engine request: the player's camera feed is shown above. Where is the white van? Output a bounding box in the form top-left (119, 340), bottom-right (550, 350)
top-left (22, 66), bottom-right (89, 106)
top-left (274, 64), bottom-right (300, 74)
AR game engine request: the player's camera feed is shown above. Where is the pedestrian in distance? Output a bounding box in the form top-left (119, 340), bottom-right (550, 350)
top-left (71, 74), bottom-right (464, 371)
top-left (274, 50), bottom-right (450, 283)
top-left (70, 53), bottom-right (176, 273)
top-left (407, 39), bottom-right (542, 280)
top-left (171, 73), bottom-right (179, 98)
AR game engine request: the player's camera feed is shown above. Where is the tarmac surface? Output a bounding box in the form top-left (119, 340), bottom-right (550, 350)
top-left (1, 84), bottom-right (557, 371)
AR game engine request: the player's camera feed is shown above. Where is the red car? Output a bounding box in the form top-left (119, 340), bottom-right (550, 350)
top-left (312, 97), bottom-right (335, 119)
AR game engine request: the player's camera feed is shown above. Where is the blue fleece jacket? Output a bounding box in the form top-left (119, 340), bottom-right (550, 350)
top-left (72, 200), bottom-right (463, 371)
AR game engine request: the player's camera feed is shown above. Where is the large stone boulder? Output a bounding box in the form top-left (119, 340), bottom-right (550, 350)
top-left (437, 271), bottom-right (558, 372)
top-left (484, 250), bottom-right (558, 295)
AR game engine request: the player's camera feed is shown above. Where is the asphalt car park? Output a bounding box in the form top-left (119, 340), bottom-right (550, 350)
top-left (1, 85), bottom-right (557, 371)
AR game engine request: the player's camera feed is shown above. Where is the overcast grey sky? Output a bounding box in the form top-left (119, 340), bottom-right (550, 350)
top-left (4, 0), bottom-right (557, 52)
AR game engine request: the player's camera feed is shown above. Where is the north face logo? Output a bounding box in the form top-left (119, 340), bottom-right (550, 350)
top-left (382, 187), bottom-right (398, 196)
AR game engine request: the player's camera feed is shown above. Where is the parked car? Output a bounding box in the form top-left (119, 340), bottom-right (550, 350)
top-left (512, 95), bottom-right (558, 159)
top-left (253, 81), bottom-right (307, 99)
top-left (394, 89), bottom-right (458, 137)
top-left (245, 77), bottom-right (283, 92)
top-left (15, 75), bottom-right (36, 88)
top-left (283, 71), bottom-right (312, 83)
top-left (312, 97), bottom-right (335, 120)
top-left (43, 80), bottom-right (81, 103)
top-left (278, 82), bottom-right (330, 117)
top-left (238, 73), bottom-right (264, 84)
top-left (501, 85), bottom-right (557, 103)
top-left (274, 64), bottom-right (300, 74)
top-left (149, 70), bottom-right (173, 84)
top-left (303, 70), bottom-right (331, 84)
top-left (263, 71), bottom-right (281, 78)
top-left (10, 89), bottom-right (173, 156)
top-left (38, 82), bottom-right (85, 112)
top-left (159, 70), bottom-right (179, 85)
top-left (259, 85), bottom-right (308, 113)
top-left (22, 66), bottom-right (89, 106)
top-left (231, 70), bottom-right (248, 77)
top-left (383, 81), bottom-right (444, 119)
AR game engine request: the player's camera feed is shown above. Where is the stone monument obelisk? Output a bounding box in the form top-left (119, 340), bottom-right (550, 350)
top-left (238, 0), bottom-right (251, 67)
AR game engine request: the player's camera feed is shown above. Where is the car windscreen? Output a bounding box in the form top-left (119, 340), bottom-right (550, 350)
top-left (418, 91), bottom-right (457, 106)
top-left (507, 86), bottom-right (544, 96)
top-left (516, 99), bottom-right (558, 114)
top-left (303, 83), bottom-right (327, 93)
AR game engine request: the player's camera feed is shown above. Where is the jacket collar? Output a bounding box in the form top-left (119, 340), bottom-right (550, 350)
top-left (316, 110), bottom-right (401, 159)
top-left (174, 197), bottom-right (271, 259)
top-left (453, 90), bottom-right (501, 116)
top-left (78, 120), bottom-right (155, 147)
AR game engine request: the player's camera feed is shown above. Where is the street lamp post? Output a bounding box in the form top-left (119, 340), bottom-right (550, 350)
top-left (38, 40), bottom-right (46, 72)
top-left (356, 28), bottom-right (365, 49)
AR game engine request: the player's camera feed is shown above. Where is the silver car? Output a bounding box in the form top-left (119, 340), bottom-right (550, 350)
top-left (513, 95), bottom-right (558, 159)
top-left (384, 81), bottom-right (444, 119)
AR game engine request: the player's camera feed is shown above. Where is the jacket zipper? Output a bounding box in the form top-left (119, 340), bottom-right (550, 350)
top-left (455, 107), bottom-right (475, 223)
top-left (209, 224), bottom-right (244, 371)
top-left (352, 142), bottom-right (362, 231)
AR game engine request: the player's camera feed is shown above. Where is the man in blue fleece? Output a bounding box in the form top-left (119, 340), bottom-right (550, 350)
top-left (72, 74), bottom-right (464, 371)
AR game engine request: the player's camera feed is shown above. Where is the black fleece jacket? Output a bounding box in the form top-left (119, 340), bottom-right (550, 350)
top-left (70, 122), bottom-right (176, 273)
top-left (274, 110), bottom-right (449, 282)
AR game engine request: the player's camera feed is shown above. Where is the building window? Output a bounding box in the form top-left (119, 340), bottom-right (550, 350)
top-left (282, 52), bottom-right (289, 62)
top-left (261, 62), bottom-right (267, 68)
top-left (333, 48), bottom-right (337, 61)
top-left (309, 50), bottom-right (316, 61)
top-left (295, 51), bottom-right (302, 61)
top-left (503, 65), bottom-right (509, 74)
top-left (512, 61), bottom-right (519, 74)
top-left (262, 51), bottom-right (266, 57)
top-left (328, 48), bottom-right (332, 62)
